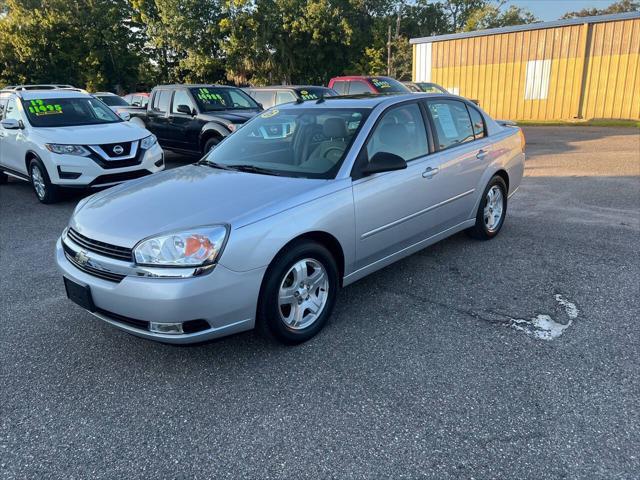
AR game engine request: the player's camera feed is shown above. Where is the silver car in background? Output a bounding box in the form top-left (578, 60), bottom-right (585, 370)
top-left (56, 94), bottom-right (525, 344)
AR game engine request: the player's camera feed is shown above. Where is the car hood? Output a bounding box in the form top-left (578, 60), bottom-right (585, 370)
top-left (71, 165), bottom-right (328, 248)
top-left (200, 110), bottom-right (260, 124)
top-left (34, 121), bottom-right (149, 145)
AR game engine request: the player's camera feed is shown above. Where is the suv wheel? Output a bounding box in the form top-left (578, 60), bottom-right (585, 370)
top-left (203, 137), bottom-right (220, 154)
top-left (29, 158), bottom-right (59, 204)
top-left (257, 241), bottom-right (339, 344)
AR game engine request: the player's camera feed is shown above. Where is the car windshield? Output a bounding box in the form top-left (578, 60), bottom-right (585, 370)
top-left (369, 77), bottom-right (411, 93)
top-left (190, 87), bottom-right (260, 112)
top-left (202, 107), bottom-right (370, 179)
top-left (294, 87), bottom-right (337, 100)
top-left (22, 97), bottom-right (121, 127)
top-left (96, 95), bottom-right (129, 107)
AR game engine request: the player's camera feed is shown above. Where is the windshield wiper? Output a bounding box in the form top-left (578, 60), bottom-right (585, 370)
top-left (226, 164), bottom-right (283, 176)
top-left (198, 159), bottom-right (235, 170)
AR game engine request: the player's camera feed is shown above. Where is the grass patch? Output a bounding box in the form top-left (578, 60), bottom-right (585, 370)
top-left (516, 119), bottom-right (640, 128)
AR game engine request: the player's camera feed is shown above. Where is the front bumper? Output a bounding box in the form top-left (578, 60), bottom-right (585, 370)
top-left (47, 143), bottom-right (164, 188)
top-left (55, 238), bottom-right (265, 344)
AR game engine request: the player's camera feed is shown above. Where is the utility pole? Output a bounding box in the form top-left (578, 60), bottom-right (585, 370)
top-left (387, 23), bottom-right (392, 76)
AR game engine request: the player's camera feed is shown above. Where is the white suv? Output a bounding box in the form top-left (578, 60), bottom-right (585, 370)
top-left (0, 89), bottom-right (164, 203)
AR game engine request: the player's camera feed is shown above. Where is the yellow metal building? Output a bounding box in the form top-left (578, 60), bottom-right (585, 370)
top-left (410, 12), bottom-right (640, 121)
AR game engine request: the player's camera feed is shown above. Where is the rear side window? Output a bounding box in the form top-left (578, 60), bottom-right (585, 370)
top-left (348, 81), bottom-right (370, 95)
top-left (276, 90), bottom-right (296, 105)
top-left (467, 106), bottom-right (486, 139)
top-left (152, 90), bottom-right (171, 113)
top-left (332, 81), bottom-right (347, 95)
top-left (366, 103), bottom-right (428, 162)
top-left (427, 100), bottom-right (475, 150)
top-left (4, 98), bottom-right (22, 121)
top-left (251, 90), bottom-right (275, 109)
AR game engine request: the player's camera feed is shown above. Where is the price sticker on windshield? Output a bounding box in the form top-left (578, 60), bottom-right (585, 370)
top-left (299, 90), bottom-right (318, 100)
top-left (371, 78), bottom-right (391, 89)
top-left (197, 88), bottom-right (226, 105)
top-left (261, 109), bottom-right (279, 118)
top-left (28, 99), bottom-right (63, 116)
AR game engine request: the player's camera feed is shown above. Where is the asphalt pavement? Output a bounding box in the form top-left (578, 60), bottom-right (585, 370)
top-left (1, 126), bottom-right (639, 479)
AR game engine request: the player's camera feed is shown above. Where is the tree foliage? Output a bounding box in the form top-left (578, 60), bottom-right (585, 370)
top-left (561, 0), bottom-right (639, 19)
top-left (0, 0), bottom-right (542, 90)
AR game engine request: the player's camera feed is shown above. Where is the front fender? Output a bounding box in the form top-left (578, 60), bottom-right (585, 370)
top-left (199, 122), bottom-right (229, 144)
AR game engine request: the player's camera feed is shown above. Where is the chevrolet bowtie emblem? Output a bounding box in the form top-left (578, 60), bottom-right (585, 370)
top-left (74, 250), bottom-right (90, 266)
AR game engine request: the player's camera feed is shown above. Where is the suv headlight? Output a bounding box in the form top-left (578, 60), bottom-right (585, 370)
top-left (45, 144), bottom-right (90, 156)
top-left (140, 134), bottom-right (157, 150)
top-left (134, 226), bottom-right (228, 267)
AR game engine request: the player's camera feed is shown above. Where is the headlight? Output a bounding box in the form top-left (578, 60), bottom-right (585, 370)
top-left (140, 134), bottom-right (157, 150)
top-left (45, 144), bottom-right (90, 156)
top-left (134, 226), bottom-right (228, 267)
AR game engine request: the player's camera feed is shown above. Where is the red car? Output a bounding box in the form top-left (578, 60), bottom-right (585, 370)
top-left (328, 76), bottom-right (411, 95)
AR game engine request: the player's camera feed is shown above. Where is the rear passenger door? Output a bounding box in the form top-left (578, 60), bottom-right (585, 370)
top-left (147, 90), bottom-right (172, 145)
top-left (423, 98), bottom-right (492, 224)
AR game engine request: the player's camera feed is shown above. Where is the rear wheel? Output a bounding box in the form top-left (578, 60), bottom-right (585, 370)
top-left (257, 241), bottom-right (338, 344)
top-left (467, 175), bottom-right (507, 240)
top-left (29, 158), bottom-right (59, 204)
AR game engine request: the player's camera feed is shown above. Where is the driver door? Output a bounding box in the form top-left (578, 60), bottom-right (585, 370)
top-left (352, 102), bottom-right (448, 270)
top-left (0, 97), bottom-right (28, 174)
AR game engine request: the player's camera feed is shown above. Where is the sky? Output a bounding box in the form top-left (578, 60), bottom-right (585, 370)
top-left (506, 0), bottom-right (624, 21)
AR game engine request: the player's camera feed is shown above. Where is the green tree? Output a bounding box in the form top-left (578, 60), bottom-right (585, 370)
top-left (561, 0), bottom-right (639, 19)
top-left (463, 1), bottom-right (538, 31)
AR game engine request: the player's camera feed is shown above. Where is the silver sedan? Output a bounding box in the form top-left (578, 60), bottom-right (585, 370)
top-left (56, 94), bottom-right (525, 344)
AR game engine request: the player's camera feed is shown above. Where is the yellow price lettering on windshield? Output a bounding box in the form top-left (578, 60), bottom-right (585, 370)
top-left (261, 109), bottom-right (279, 118)
top-left (197, 88), bottom-right (226, 105)
top-left (28, 99), bottom-right (63, 115)
top-left (372, 78), bottom-right (391, 89)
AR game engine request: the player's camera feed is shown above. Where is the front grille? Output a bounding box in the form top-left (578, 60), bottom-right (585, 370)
top-left (67, 228), bottom-right (133, 262)
top-left (64, 250), bottom-right (126, 282)
top-left (100, 141), bottom-right (132, 157)
top-left (89, 169), bottom-right (151, 187)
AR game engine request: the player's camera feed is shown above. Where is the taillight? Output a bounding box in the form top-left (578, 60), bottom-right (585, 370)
top-left (518, 129), bottom-right (526, 152)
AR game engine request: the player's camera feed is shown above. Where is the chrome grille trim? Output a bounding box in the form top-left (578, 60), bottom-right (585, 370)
top-left (67, 228), bottom-right (133, 261)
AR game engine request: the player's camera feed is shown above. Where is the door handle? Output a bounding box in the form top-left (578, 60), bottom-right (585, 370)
top-left (422, 167), bottom-right (439, 179)
top-left (476, 149), bottom-right (488, 160)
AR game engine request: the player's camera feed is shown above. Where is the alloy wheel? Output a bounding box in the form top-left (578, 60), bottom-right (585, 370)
top-left (278, 258), bottom-right (329, 330)
top-left (484, 185), bottom-right (504, 232)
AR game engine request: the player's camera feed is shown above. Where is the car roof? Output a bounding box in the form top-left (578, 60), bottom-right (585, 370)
top-left (247, 85), bottom-right (334, 90)
top-left (274, 93), bottom-right (430, 110)
top-left (330, 76), bottom-right (394, 81)
top-left (154, 84), bottom-right (237, 89)
top-left (14, 90), bottom-right (92, 100)
top-left (92, 92), bottom-right (117, 96)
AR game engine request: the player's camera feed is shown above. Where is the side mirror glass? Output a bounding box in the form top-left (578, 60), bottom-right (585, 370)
top-left (1, 118), bottom-right (21, 130)
top-left (177, 104), bottom-right (193, 115)
top-left (117, 111), bottom-right (131, 121)
top-left (361, 151), bottom-right (407, 176)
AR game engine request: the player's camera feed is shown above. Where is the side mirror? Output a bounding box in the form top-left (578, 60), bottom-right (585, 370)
top-left (177, 104), bottom-right (193, 115)
top-left (1, 118), bottom-right (22, 130)
top-left (117, 111), bottom-right (131, 121)
top-left (257, 103), bottom-right (264, 110)
top-left (361, 151), bottom-right (407, 176)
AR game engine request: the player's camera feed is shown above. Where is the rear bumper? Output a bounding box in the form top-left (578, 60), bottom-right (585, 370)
top-left (55, 238), bottom-right (265, 344)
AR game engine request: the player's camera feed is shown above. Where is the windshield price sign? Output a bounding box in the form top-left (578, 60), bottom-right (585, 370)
top-left (28, 99), bottom-right (63, 116)
top-left (196, 88), bottom-right (226, 105)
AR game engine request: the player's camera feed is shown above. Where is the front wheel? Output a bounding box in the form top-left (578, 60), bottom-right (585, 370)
top-left (467, 176), bottom-right (507, 240)
top-left (29, 158), bottom-right (59, 204)
top-left (203, 137), bottom-right (220, 154)
top-left (257, 241), bottom-right (339, 344)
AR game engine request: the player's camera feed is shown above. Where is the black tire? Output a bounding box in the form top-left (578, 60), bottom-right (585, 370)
top-left (0, 170), bottom-right (7, 184)
top-left (29, 158), bottom-right (59, 204)
top-left (467, 175), bottom-right (508, 240)
top-left (203, 136), bottom-right (220, 154)
top-left (257, 241), bottom-right (339, 344)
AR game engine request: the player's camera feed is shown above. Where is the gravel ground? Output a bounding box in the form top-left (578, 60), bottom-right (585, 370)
top-left (1, 126), bottom-right (639, 479)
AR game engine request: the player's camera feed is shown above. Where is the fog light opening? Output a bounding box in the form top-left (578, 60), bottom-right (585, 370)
top-left (150, 322), bottom-right (184, 335)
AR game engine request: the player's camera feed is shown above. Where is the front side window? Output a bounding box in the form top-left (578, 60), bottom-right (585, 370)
top-left (190, 87), bottom-right (259, 112)
top-left (348, 81), bottom-right (371, 95)
top-left (366, 103), bottom-right (428, 162)
top-left (427, 100), bottom-right (475, 150)
top-left (135, 95), bottom-right (149, 108)
top-left (276, 90), bottom-right (296, 105)
top-left (21, 97), bottom-right (121, 127)
top-left (171, 90), bottom-right (195, 114)
top-left (332, 81), bottom-right (347, 94)
top-left (202, 107), bottom-right (370, 179)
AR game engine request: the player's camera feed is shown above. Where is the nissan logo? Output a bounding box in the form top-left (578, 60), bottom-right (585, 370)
top-left (112, 145), bottom-right (124, 155)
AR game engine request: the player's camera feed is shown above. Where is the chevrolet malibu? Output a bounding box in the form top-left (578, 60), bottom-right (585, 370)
top-left (56, 94), bottom-right (525, 344)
